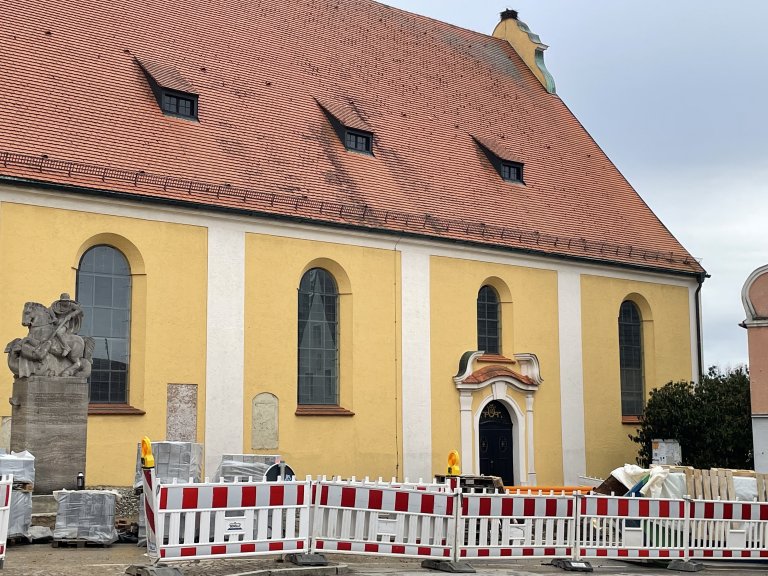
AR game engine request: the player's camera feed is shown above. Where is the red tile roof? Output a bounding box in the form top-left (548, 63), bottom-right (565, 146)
top-left (0, 1), bottom-right (703, 275)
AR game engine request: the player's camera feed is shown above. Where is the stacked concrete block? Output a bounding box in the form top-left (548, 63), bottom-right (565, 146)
top-left (134, 441), bottom-right (204, 488)
top-left (8, 490), bottom-right (31, 541)
top-left (53, 490), bottom-right (118, 544)
top-left (0, 450), bottom-right (35, 488)
top-left (214, 454), bottom-right (280, 482)
top-left (0, 451), bottom-right (35, 541)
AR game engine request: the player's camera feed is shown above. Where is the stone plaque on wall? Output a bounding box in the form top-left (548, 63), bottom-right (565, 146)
top-left (252, 393), bottom-right (278, 449)
top-left (167, 384), bottom-right (198, 442)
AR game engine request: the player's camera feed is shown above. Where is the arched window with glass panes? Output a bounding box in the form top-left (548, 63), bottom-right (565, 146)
top-left (618, 300), bottom-right (644, 417)
top-left (297, 268), bottom-right (338, 405)
top-left (76, 245), bottom-right (132, 404)
top-left (477, 285), bottom-right (501, 355)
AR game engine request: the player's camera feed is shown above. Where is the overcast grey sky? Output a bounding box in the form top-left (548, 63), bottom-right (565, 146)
top-left (384, 0), bottom-right (768, 369)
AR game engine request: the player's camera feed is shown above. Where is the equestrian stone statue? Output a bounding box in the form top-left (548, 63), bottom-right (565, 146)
top-left (5, 293), bottom-right (94, 378)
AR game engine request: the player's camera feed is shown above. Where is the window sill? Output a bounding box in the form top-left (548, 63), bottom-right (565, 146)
top-left (295, 405), bottom-right (355, 416)
top-left (88, 404), bottom-right (146, 415)
top-left (622, 415), bottom-right (642, 425)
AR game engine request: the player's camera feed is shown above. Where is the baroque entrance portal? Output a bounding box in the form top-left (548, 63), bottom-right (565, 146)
top-left (479, 400), bottom-right (514, 485)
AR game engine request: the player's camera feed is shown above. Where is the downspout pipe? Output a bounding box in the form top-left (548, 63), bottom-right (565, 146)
top-left (695, 272), bottom-right (708, 382)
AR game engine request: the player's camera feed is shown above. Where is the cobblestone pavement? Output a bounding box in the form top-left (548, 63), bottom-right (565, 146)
top-left (3, 545), bottom-right (768, 576)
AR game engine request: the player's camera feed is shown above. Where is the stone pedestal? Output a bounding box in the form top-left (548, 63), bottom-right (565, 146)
top-left (10, 376), bottom-right (88, 494)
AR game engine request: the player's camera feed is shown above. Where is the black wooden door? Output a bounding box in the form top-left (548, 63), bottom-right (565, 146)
top-left (479, 401), bottom-right (514, 485)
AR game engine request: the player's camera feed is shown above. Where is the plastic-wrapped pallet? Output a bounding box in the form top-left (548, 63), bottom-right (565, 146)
top-left (0, 451), bottom-right (35, 486)
top-left (8, 490), bottom-right (31, 541)
top-left (53, 490), bottom-right (119, 544)
top-left (133, 442), bottom-right (204, 488)
top-left (214, 454), bottom-right (280, 482)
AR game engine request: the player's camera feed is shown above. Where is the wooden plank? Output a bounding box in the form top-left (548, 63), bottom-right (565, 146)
top-left (725, 470), bottom-right (735, 501)
top-left (757, 473), bottom-right (768, 502)
top-left (718, 469), bottom-right (729, 500)
top-left (701, 469), bottom-right (712, 500)
top-left (692, 468), bottom-right (703, 499)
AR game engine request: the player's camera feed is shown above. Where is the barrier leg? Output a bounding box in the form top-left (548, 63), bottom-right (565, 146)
top-left (667, 498), bottom-right (703, 573)
top-left (421, 489), bottom-right (475, 573)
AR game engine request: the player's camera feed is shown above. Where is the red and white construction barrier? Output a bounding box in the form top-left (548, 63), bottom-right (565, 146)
top-left (457, 492), bottom-right (574, 559)
top-left (0, 475), bottom-right (12, 568)
top-left (155, 480), bottom-right (311, 561)
top-left (688, 500), bottom-right (768, 559)
top-left (577, 494), bottom-right (689, 560)
top-left (143, 474), bottom-right (768, 567)
top-left (311, 480), bottom-right (456, 559)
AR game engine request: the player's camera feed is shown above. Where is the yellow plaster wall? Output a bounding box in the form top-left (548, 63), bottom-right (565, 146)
top-left (244, 234), bottom-right (402, 479)
top-left (429, 256), bottom-right (563, 484)
top-left (581, 275), bottom-right (693, 478)
top-left (0, 200), bottom-right (207, 485)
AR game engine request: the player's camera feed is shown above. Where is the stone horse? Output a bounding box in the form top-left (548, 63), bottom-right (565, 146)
top-left (5, 301), bottom-right (94, 378)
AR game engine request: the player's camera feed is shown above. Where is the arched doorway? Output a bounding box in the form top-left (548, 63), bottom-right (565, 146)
top-left (479, 400), bottom-right (514, 485)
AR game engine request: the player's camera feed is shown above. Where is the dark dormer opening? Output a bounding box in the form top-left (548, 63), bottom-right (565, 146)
top-left (344, 129), bottom-right (372, 154)
top-left (315, 97), bottom-right (374, 156)
top-left (501, 161), bottom-right (523, 183)
top-left (161, 90), bottom-right (197, 119)
top-left (472, 135), bottom-right (525, 185)
top-left (136, 58), bottom-right (199, 121)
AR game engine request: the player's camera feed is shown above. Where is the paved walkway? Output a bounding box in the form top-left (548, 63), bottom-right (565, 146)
top-left (3, 544), bottom-right (767, 576)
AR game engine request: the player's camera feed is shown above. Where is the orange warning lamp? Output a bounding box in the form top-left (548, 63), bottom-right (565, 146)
top-left (141, 436), bottom-right (155, 468)
top-left (447, 450), bottom-right (461, 476)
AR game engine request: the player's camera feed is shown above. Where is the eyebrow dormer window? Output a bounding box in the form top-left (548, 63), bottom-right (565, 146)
top-left (315, 97), bottom-right (375, 156)
top-left (344, 130), bottom-right (372, 154)
top-left (472, 135), bottom-right (526, 185)
top-left (136, 58), bottom-right (199, 121)
top-left (501, 161), bottom-right (523, 183)
top-left (161, 91), bottom-right (196, 119)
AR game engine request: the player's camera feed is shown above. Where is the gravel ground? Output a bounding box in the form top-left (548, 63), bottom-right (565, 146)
top-left (85, 486), bottom-right (140, 521)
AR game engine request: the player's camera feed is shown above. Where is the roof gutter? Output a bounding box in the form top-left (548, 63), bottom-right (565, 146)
top-left (0, 174), bottom-right (705, 280)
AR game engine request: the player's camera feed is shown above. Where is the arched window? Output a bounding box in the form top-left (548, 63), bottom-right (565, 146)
top-left (298, 268), bottom-right (338, 405)
top-left (76, 245), bottom-right (132, 404)
top-left (619, 300), bottom-right (643, 417)
top-left (477, 285), bottom-right (500, 355)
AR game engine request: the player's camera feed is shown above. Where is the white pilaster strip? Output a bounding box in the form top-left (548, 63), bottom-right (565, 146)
top-left (558, 269), bottom-right (586, 484)
top-left (459, 392), bottom-right (474, 474)
top-left (204, 224), bottom-right (245, 476)
top-left (525, 393), bottom-right (537, 485)
top-left (400, 245), bottom-right (432, 480)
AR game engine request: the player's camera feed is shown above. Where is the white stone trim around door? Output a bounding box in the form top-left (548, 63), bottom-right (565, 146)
top-left (400, 244), bottom-right (432, 481)
top-left (558, 269), bottom-right (586, 485)
top-left (454, 351), bottom-right (541, 485)
top-left (205, 224), bottom-right (246, 477)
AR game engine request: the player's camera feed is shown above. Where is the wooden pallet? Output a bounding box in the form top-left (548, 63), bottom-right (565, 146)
top-left (52, 539), bottom-right (112, 548)
top-left (6, 535), bottom-right (30, 546)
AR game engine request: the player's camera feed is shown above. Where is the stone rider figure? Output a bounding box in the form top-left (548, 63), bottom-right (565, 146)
top-left (50, 293), bottom-right (83, 357)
